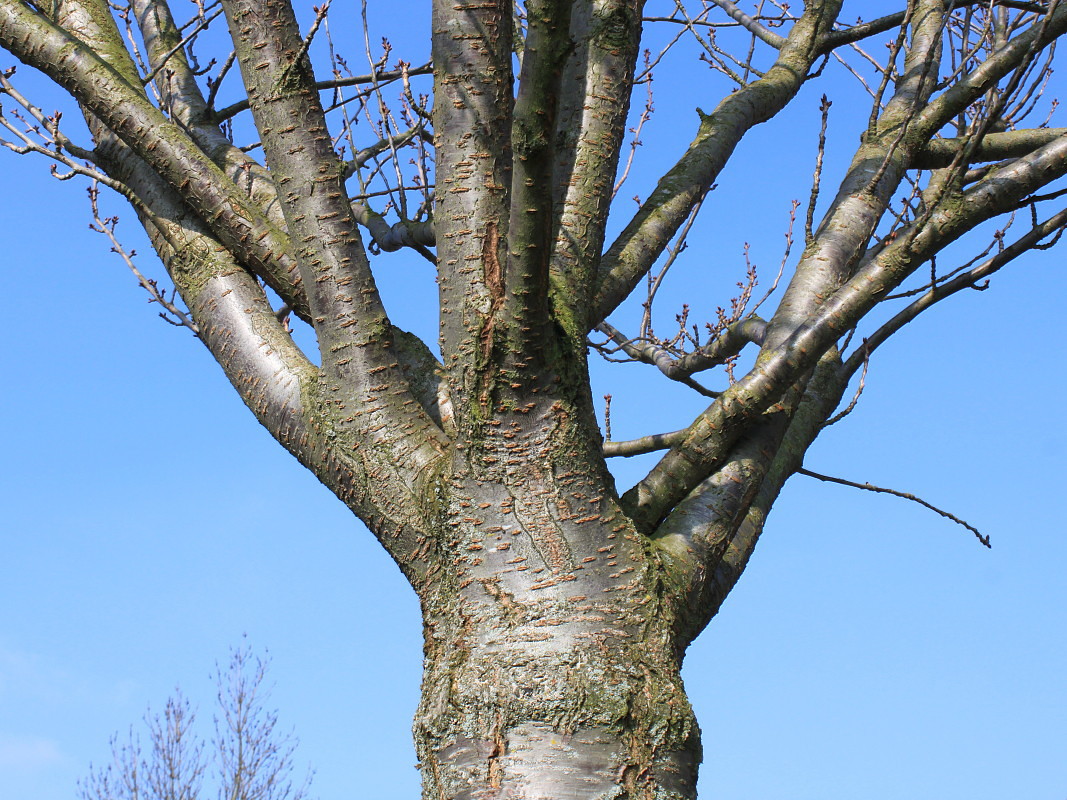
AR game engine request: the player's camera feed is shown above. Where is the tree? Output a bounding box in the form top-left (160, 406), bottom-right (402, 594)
top-left (79, 646), bottom-right (312, 800)
top-left (1, 1), bottom-right (1066, 797)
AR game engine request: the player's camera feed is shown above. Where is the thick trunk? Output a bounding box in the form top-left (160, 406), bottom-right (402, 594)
top-left (411, 471), bottom-right (701, 799)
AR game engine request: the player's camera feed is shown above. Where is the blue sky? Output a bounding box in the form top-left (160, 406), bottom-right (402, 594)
top-left (2, 3), bottom-right (1066, 799)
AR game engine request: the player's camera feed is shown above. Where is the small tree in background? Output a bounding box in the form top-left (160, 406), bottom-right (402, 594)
top-left (79, 647), bottom-right (311, 800)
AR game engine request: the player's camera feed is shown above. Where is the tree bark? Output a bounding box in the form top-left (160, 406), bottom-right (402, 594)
top-left (414, 481), bottom-right (700, 799)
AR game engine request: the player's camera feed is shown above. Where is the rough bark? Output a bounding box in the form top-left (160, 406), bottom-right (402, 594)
top-left (416, 488), bottom-right (700, 799)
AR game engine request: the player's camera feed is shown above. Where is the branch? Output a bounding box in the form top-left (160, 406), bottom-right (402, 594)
top-left (0, 68), bottom-right (101, 162)
top-left (671, 317), bottom-right (766, 376)
top-left (430, 0), bottom-right (516, 434)
top-left (914, 127), bottom-right (1067, 168)
top-left (820, 2), bottom-right (1048, 51)
top-left (211, 63), bottom-right (432, 121)
top-left (0, 0), bottom-right (308, 317)
top-left (592, 0), bottom-right (844, 327)
top-left (595, 321), bottom-right (718, 396)
top-left (222, 0), bottom-right (448, 458)
top-left (549, 0), bottom-right (643, 334)
top-left (350, 203), bottom-right (436, 252)
top-left (0, 69), bottom-right (125, 189)
top-left (708, 0), bottom-right (786, 48)
top-left (820, 9), bottom-right (908, 49)
top-left (603, 428), bottom-right (685, 458)
top-left (844, 204), bottom-right (1067, 378)
top-left (509, 0), bottom-right (571, 309)
top-left (622, 107), bottom-right (1067, 535)
top-left (660, 354), bottom-right (853, 641)
top-left (131, 0), bottom-right (302, 313)
top-left (918, 4), bottom-right (1067, 140)
top-left (761, 0), bottom-right (946, 352)
top-left (140, 4), bottom-right (223, 87)
top-left (133, 0), bottom-right (227, 132)
top-left (798, 468), bottom-right (991, 548)
top-left (619, 3), bottom-right (948, 531)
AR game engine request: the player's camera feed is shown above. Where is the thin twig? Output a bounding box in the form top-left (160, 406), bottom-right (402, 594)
top-left (87, 183), bottom-right (198, 334)
top-left (276, 1), bottom-right (332, 89)
top-left (603, 428), bottom-right (686, 458)
top-left (821, 341), bottom-right (868, 428)
top-left (212, 64), bottom-right (431, 121)
top-left (749, 199), bottom-right (797, 315)
top-left (805, 94), bottom-right (831, 244)
top-left (798, 467), bottom-right (991, 548)
top-left (141, 6), bottom-right (223, 87)
top-left (613, 50), bottom-right (655, 199)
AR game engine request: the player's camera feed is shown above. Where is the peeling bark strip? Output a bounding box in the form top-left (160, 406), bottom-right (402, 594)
top-left (479, 220), bottom-right (505, 359)
top-left (6, 2), bottom-right (1067, 798)
top-left (431, 0), bottom-right (516, 440)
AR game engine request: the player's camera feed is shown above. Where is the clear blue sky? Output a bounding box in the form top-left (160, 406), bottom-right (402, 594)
top-left (2, 3), bottom-right (1066, 799)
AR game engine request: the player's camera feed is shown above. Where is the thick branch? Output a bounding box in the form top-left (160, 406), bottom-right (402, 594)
top-left (351, 203), bottom-right (437, 252)
top-left (221, 0), bottom-right (448, 477)
top-left (505, 0), bottom-right (571, 349)
top-left (623, 124), bottom-right (1067, 535)
top-left (221, 1), bottom-right (377, 357)
top-left (649, 350), bottom-right (846, 644)
top-left (431, 0), bottom-right (515, 435)
top-left (133, 0), bottom-right (219, 131)
top-left (674, 354), bottom-right (850, 638)
top-left (51, 0), bottom-right (319, 473)
top-left (622, 1), bottom-right (947, 531)
top-left (845, 204), bottom-right (1067, 377)
top-left (551, 0), bottom-right (644, 336)
top-left (131, 0), bottom-right (315, 319)
top-left (914, 127), bottom-right (1067, 168)
top-left (0, 0), bottom-right (308, 316)
top-left (761, 2), bottom-right (944, 353)
top-left (918, 4), bottom-right (1067, 137)
top-left (820, 2), bottom-right (1047, 51)
top-left (592, 0), bottom-right (844, 327)
top-left (138, 2), bottom-right (222, 87)
top-left (55, 0), bottom-right (449, 579)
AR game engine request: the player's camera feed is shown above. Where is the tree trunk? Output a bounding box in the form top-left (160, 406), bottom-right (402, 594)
top-left (411, 468), bottom-right (701, 799)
